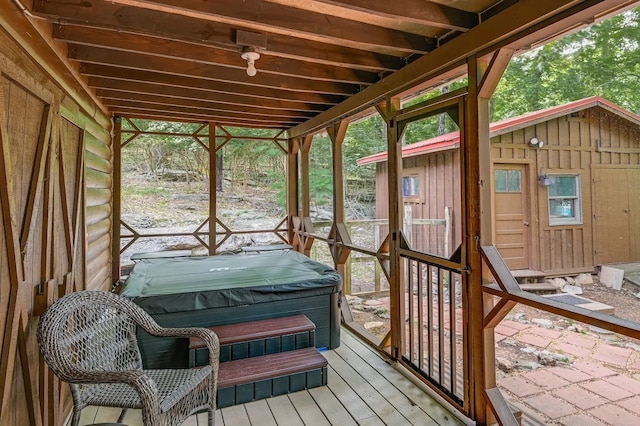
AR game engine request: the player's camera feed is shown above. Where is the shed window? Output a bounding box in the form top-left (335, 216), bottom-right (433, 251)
top-left (548, 175), bottom-right (582, 225)
top-left (495, 170), bottom-right (521, 192)
top-left (402, 175), bottom-right (420, 198)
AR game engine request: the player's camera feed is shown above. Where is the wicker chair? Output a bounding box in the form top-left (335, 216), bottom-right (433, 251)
top-left (37, 290), bottom-right (219, 426)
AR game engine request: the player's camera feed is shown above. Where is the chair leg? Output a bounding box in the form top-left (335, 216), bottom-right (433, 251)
top-left (70, 408), bottom-right (82, 426)
top-left (208, 408), bottom-right (215, 426)
top-left (117, 408), bottom-right (128, 423)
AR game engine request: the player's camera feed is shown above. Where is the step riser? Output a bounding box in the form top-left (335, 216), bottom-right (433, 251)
top-left (190, 330), bottom-right (316, 366)
top-left (217, 367), bottom-right (328, 408)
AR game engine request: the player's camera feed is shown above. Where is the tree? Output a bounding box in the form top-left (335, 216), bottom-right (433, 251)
top-left (491, 7), bottom-right (640, 120)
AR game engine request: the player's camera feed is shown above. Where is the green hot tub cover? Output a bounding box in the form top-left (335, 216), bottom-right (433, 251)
top-left (122, 250), bottom-right (342, 314)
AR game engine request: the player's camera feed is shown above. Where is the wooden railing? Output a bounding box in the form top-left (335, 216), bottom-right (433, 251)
top-left (480, 245), bottom-right (640, 425)
top-left (311, 214), bottom-right (450, 295)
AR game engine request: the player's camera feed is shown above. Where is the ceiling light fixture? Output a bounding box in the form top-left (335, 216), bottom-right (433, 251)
top-left (241, 47), bottom-right (261, 77)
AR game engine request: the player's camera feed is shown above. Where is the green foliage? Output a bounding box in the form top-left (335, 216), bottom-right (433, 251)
top-left (492, 8), bottom-right (640, 119)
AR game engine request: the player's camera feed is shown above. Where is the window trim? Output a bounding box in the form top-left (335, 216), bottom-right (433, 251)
top-left (547, 174), bottom-right (583, 226)
top-left (402, 173), bottom-right (421, 202)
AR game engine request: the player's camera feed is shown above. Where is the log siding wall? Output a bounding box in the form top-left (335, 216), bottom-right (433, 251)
top-left (0, 27), bottom-right (112, 425)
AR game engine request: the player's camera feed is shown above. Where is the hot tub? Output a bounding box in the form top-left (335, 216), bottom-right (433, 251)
top-left (122, 250), bottom-right (342, 368)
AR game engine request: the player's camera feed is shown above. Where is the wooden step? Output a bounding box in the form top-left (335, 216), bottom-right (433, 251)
top-left (189, 315), bottom-right (316, 365)
top-left (216, 347), bottom-right (328, 407)
top-left (519, 283), bottom-right (558, 294)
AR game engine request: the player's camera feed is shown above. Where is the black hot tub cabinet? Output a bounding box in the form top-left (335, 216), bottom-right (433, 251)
top-left (121, 250), bottom-right (342, 368)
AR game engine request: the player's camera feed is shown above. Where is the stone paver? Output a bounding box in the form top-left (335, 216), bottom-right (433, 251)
top-left (592, 345), bottom-right (633, 368)
top-left (498, 376), bottom-right (541, 397)
top-left (497, 316), bottom-right (640, 426)
top-left (552, 385), bottom-right (606, 410)
top-left (528, 326), bottom-right (563, 339)
top-left (616, 395), bottom-right (640, 416)
top-left (501, 320), bottom-right (530, 331)
top-left (559, 414), bottom-right (607, 426)
top-left (558, 333), bottom-right (598, 349)
top-left (523, 369), bottom-right (571, 389)
top-left (518, 333), bottom-right (552, 348)
top-left (553, 342), bottom-right (592, 358)
top-left (580, 380), bottom-right (634, 401)
top-left (524, 393), bottom-right (578, 419)
top-left (495, 323), bottom-right (521, 337)
top-left (604, 374), bottom-right (640, 394)
top-left (545, 366), bottom-right (592, 383)
top-left (588, 404), bottom-right (639, 425)
top-left (571, 361), bottom-right (617, 378)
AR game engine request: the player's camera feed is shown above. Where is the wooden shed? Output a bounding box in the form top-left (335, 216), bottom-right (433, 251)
top-left (359, 97), bottom-right (640, 275)
top-left (2, 1), bottom-right (640, 425)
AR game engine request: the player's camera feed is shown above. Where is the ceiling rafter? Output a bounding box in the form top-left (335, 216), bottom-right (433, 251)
top-left (68, 45), bottom-right (362, 96)
top-left (103, 99), bottom-right (306, 124)
top-left (24, 0), bottom-right (636, 130)
top-left (107, 0), bottom-right (437, 54)
top-left (97, 91), bottom-right (317, 119)
top-left (32, 1), bottom-right (414, 68)
top-left (88, 78), bottom-right (330, 113)
top-left (53, 24), bottom-right (381, 84)
top-left (263, 0), bottom-right (479, 32)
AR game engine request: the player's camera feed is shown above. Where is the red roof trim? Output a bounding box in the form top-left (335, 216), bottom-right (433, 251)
top-left (357, 96), bottom-right (640, 165)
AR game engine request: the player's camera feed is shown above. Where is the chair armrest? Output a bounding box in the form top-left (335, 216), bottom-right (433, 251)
top-left (70, 370), bottom-right (161, 413)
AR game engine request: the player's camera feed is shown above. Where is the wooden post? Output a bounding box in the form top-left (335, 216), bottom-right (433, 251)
top-left (465, 55), bottom-right (486, 423)
top-left (300, 135), bottom-right (312, 256)
top-left (286, 138), bottom-right (300, 245)
top-left (327, 120), bottom-right (350, 277)
top-left (111, 117), bottom-right (122, 280)
top-left (209, 122), bottom-right (216, 255)
top-left (377, 97), bottom-right (403, 360)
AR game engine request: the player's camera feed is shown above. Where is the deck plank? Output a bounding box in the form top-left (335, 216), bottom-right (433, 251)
top-left (323, 349), bottom-right (411, 424)
top-left (220, 405), bottom-right (250, 426)
top-left (308, 385), bottom-right (358, 426)
top-left (324, 364), bottom-right (381, 423)
top-left (266, 395), bottom-right (304, 426)
top-left (77, 328), bottom-right (462, 426)
top-left (244, 400), bottom-right (276, 426)
top-left (333, 339), bottom-right (439, 425)
top-left (341, 331), bottom-right (462, 425)
top-left (288, 391), bottom-right (331, 426)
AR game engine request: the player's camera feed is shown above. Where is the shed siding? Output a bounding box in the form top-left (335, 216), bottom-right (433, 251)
top-left (0, 28), bottom-right (111, 426)
top-left (375, 105), bottom-right (639, 275)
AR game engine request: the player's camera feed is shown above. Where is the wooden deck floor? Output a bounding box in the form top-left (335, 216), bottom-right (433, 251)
top-left (76, 329), bottom-right (463, 426)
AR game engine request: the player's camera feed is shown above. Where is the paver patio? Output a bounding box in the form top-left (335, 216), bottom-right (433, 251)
top-left (496, 319), bottom-right (640, 425)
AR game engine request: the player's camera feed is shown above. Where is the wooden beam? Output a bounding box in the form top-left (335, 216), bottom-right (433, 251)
top-left (478, 49), bottom-right (514, 99)
top-left (107, 0), bottom-right (435, 54)
top-left (33, 1), bottom-right (406, 70)
top-left (270, 0), bottom-right (479, 32)
top-left (286, 138), bottom-right (299, 245)
top-left (114, 110), bottom-right (289, 129)
top-left (98, 91), bottom-right (315, 119)
top-left (287, 0), bottom-right (621, 138)
top-left (0, 1), bottom-right (110, 129)
top-left (466, 55), bottom-right (485, 423)
top-left (112, 118), bottom-right (122, 281)
top-left (54, 24), bottom-right (381, 84)
top-left (89, 78), bottom-right (329, 113)
top-left (81, 64), bottom-right (346, 105)
top-left (69, 45), bottom-right (361, 96)
top-left (485, 388), bottom-right (520, 426)
top-left (378, 97), bottom-right (402, 360)
top-left (102, 99), bottom-right (306, 125)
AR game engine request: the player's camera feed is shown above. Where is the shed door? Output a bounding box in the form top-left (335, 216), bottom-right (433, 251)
top-left (593, 168), bottom-right (640, 265)
top-left (494, 164), bottom-right (530, 270)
